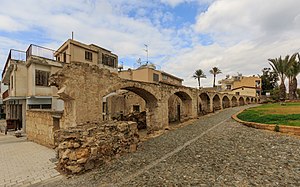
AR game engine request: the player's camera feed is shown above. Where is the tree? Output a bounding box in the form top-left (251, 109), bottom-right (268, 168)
top-left (209, 67), bottom-right (222, 87)
top-left (285, 53), bottom-right (300, 100)
top-left (268, 55), bottom-right (289, 100)
top-left (193, 69), bottom-right (206, 89)
top-left (259, 68), bottom-right (278, 95)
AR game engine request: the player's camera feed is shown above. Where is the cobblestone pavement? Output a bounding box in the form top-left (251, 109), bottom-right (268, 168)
top-left (0, 134), bottom-right (61, 187)
top-left (40, 105), bottom-right (300, 186)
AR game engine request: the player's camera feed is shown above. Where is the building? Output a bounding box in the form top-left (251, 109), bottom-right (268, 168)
top-left (119, 64), bottom-right (183, 85)
top-left (218, 74), bottom-right (261, 97)
top-left (1, 39), bottom-right (118, 131)
top-left (54, 39), bottom-right (118, 73)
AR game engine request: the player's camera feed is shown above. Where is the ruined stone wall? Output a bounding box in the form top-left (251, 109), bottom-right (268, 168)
top-left (55, 121), bottom-right (139, 174)
top-left (26, 110), bottom-right (63, 148)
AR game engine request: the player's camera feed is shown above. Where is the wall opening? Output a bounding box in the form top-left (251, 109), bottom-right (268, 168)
top-left (222, 96), bottom-right (230, 109)
top-left (168, 91), bottom-right (192, 124)
top-left (213, 95), bottom-right (221, 111)
top-left (199, 93), bottom-right (210, 115)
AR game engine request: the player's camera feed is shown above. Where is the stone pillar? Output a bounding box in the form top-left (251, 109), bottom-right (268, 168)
top-left (209, 97), bottom-right (214, 112)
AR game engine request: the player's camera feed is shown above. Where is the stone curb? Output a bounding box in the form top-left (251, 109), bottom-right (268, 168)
top-left (231, 108), bottom-right (300, 136)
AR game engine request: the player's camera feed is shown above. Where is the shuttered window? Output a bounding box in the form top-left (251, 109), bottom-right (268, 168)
top-left (35, 70), bottom-right (50, 86)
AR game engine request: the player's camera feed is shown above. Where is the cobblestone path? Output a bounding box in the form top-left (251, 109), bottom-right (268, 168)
top-left (41, 105), bottom-right (300, 186)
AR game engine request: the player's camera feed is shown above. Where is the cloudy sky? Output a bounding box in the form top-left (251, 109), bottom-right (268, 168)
top-left (0, 0), bottom-right (300, 88)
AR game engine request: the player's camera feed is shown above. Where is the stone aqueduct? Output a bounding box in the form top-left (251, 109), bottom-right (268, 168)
top-left (50, 62), bottom-right (259, 132)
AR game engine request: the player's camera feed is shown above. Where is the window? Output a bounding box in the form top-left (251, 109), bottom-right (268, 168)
top-left (226, 85), bottom-right (231, 90)
top-left (28, 104), bottom-right (51, 109)
top-left (85, 51), bottom-right (93, 61)
top-left (35, 70), bottom-right (50, 86)
top-left (102, 54), bottom-right (116, 68)
top-left (236, 92), bottom-right (240, 95)
top-left (153, 73), bottom-right (159, 82)
top-left (57, 56), bottom-right (61, 62)
top-left (10, 75), bottom-right (13, 89)
top-left (63, 52), bottom-right (67, 63)
top-left (133, 105), bottom-right (140, 113)
top-left (162, 75), bottom-right (168, 80)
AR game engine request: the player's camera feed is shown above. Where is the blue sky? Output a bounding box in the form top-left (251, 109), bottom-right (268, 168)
top-left (0, 0), bottom-right (300, 87)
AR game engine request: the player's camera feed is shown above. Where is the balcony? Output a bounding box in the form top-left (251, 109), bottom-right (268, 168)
top-left (26, 44), bottom-right (56, 61)
top-left (2, 49), bottom-right (26, 80)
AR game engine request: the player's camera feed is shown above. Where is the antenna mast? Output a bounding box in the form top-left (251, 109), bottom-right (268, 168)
top-left (144, 44), bottom-right (148, 64)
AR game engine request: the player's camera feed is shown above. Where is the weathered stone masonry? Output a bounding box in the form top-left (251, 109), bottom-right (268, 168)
top-left (47, 62), bottom-right (259, 174)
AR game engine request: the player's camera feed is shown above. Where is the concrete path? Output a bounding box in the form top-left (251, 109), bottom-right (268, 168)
top-left (0, 134), bottom-right (61, 187)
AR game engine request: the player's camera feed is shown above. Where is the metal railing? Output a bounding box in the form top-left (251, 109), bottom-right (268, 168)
top-left (26, 44), bottom-right (56, 61)
top-left (2, 49), bottom-right (26, 78)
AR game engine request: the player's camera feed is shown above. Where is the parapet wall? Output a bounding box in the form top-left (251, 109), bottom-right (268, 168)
top-left (26, 110), bottom-right (63, 148)
top-left (55, 121), bottom-right (139, 174)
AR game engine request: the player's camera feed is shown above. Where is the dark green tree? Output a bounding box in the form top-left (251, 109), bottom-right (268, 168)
top-left (259, 67), bottom-right (278, 95)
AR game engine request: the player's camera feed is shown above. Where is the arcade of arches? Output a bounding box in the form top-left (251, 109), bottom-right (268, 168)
top-left (50, 62), bottom-right (260, 133)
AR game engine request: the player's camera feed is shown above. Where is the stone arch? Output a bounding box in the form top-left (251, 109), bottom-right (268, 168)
top-left (104, 83), bottom-right (159, 131)
top-left (222, 95), bottom-right (230, 108)
top-left (258, 98), bottom-right (261, 103)
top-left (239, 97), bottom-right (245, 106)
top-left (254, 98), bottom-right (257, 103)
top-left (213, 94), bottom-right (221, 111)
top-left (199, 92), bottom-right (210, 114)
top-left (251, 97), bottom-right (254, 103)
top-left (231, 96), bottom-right (238, 107)
top-left (246, 97), bottom-right (250, 104)
top-left (168, 91), bottom-right (193, 123)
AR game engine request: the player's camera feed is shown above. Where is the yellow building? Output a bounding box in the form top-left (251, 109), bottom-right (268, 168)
top-left (54, 39), bottom-right (118, 73)
top-left (218, 75), bottom-right (261, 97)
top-left (119, 64), bottom-right (183, 85)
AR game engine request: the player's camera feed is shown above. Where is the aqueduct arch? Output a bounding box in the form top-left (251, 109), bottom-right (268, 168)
top-left (199, 92), bottom-right (211, 114)
top-left (212, 94), bottom-right (221, 111)
top-left (239, 97), bottom-right (245, 106)
top-left (222, 95), bottom-right (230, 108)
top-left (49, 62), bottom-right (260, 134)
top-left (168, 91), bottom-right (193, 123)
top-left (246, 97), bottom-right (250, 104)
top-left (231, 96), bottom-right (238, 107)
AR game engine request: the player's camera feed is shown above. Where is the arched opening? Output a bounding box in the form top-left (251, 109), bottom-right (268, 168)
top-left (254, 98), bottom-right (257, 103)
top-left (168, 91), bottom-right (192, 124)
top-left (251, 98), bottom-right (254, 103)
top-left (222, 95), bottom-right (230, 108)
top-left (246, 97), bottom-right (250, 104)
top-left (231, 96), bottom-right (238, 107)
top-left (258, 98), bottom-right (261, 103)
top-left (199, 92), bottom-right (210, 115)
top-left (102, 86), bottom-right (158, 132)
top-left (239, 97), bottom-right (245, 106)
top-left (213, 94), bottom-right (221, 111)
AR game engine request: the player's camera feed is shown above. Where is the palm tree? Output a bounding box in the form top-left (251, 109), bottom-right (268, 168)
top-left (193, 69), bottom-right (206, 89)
top-left (268, 56), bottom-right (289, 100)
top-left (286, 53), bottom-right (300, 100)
top-left (209, 67), bottom-right (222, 87)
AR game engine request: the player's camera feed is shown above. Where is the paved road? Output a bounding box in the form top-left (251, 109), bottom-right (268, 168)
top-left (0, 134), bottom-right (61, 187)
top-left (24, 106), bottom-right (300, 186)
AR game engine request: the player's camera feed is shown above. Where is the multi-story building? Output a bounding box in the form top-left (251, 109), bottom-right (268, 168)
top-left (54, 39), bottom-right (118, 73)
top-left (119, 64), bottom-right (183, 85)
top-left (218, 74), bottom-right (261, 97)
top-left (1, 39), bottom-right (118, 131)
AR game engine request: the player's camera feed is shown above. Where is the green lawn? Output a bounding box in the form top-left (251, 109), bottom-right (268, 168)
top-left (237, 102), bottom-right (300, 127)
